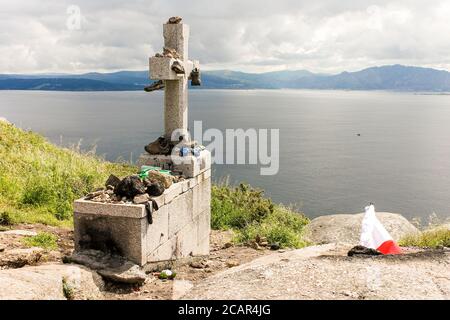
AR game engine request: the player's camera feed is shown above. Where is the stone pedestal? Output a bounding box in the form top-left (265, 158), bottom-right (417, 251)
top-left (73, 168), bottom-right (211, 266)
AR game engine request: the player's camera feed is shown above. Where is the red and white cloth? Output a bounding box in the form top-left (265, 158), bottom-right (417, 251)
top-left (360, 204), bottom-right (402, 255)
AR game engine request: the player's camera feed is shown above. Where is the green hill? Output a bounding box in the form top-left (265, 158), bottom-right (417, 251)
top-left (0, 121), bottom-right (135, 227)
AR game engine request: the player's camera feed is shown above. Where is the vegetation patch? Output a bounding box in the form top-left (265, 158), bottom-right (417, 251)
top-left (400, 227), bottom-right (450, 248)
top-left (212, 183), bottom-right (309, 248)
top-left (22, 232), bottom-right (59, 250)
top-left (62, 277), bottom-right (75, 300)
top-left (0, 122), bottom-right (136, 227)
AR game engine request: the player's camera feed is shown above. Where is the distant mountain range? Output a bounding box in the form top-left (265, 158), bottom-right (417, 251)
top-left (1, 65), bottom-right (450, 92)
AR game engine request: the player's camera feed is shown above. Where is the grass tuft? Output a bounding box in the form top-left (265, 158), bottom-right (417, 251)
top-left (22, 231), bottom-right (59, 250)
top-left (399, 227), bottom-right (450, 248)
top-left (211, 183), bottom-right (309, 248)
top-left (62, 277), bottom-right (75, 300)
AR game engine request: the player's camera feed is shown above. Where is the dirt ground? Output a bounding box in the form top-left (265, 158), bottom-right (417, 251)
top-left (0, 224), bottom-right (273, 300)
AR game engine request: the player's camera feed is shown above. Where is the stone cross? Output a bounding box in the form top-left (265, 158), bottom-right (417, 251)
top-left (149, 19), bottom-right (200, 142)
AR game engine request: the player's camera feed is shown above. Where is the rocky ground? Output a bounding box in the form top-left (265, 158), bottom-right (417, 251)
top-left (0, 225), bottom-right (271, 300)
top-left (184, 243), bottom-right (449, 300)
top-left (0, 215), bottom-right (448, 300)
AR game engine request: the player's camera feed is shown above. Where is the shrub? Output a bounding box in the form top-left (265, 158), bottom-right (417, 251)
top-left (211, 183), bottom-right (309, 248)
top-left (400, 227), bottom-right (450, 248)
top-left (22, 232), bottom-right (58, 250)
top-left (211, 183), bottom-right (274, 229)
top-left (236, 206), bottom-right (310, 248)
top-left (0, 211), bottom-right (14, 226)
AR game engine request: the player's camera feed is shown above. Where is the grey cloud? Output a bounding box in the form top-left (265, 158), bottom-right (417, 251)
top-left (1, 0), bottom-right (450, 73)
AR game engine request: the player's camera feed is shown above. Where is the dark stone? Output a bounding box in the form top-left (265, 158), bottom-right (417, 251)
top-left (105, 174), bottom-right (121, 189)
top-left (347, 245), bottom-right (382, 256)
top-left (270, 243), bottom-right (280, 251)
top-left (115, 175), bottom-right (146, 199)
top-left (147, 181), bottom-right (165, 197)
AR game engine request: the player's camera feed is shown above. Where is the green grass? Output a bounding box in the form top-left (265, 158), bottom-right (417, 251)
top-left (22, 232), bottom-right (58, 250)
top-left (399, 227), bottom-right (450, 248)
top-left (62, 277), bottom-right (75, 300)
top-left (0, 121), bottom-right (136, 227)
top-left (212, 183), bottom-right (310, 248)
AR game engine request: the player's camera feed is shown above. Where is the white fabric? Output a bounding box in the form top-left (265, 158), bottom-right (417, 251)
top-left (360, 204), bottom-right (393, 249)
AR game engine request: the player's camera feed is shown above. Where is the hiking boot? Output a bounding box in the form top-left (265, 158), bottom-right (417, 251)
top-left (167, 16), bottom-right (182, 24)
top-left (144, 136), bottom-right (171, 155)
top-left (171, 60), bottom-right (185, 74)
top-left (144, 80), bottom-right (164, 92)
top-left (190, 68), bottom-right (201, 86)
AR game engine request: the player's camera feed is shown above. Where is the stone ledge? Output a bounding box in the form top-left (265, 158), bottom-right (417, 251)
top-left (74, 199), bottom-right (146, 218)
top-left (149, 56), bottom-right (182, 80)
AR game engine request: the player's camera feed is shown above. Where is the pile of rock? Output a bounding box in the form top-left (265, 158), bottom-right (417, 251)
top-left (85, 170), bottom-right (184, 205)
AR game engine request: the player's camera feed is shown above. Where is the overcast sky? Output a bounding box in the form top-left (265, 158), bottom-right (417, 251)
top-left (1, 0), bottom-right (450, 74)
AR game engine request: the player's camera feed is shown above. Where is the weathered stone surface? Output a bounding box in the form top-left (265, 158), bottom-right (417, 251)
top-left (70, 249), bottom-right (146, 284)
top-left (97, 264), bottom-right (147, 285)
top-left (164, 182), bottom-right (182, 204)
top-left (74, 213), bottom-right (147, 265)
top-left (192, 177), bottom-right (211, 218)
top-left (172, 280), bottom-right (194, 300)
top-left (196, 209), bottom-right (211, 255)
top-left (184, 244), bottom-right (450, 300)
top-left (147, 170), bottom-right (174, 189)
top-left (0, 247), bottom-right (43, 268)
top-left (147, 237), bottom-right (177, 262)
top-left (168, 190), bottom-right (193, 237)
top-left (74, 199), bottom-right (146, 218)
top-left (176, 220), bottom-right (198, 257)
top-left (147, 206), bottom-right (169, 253)
top-left (303, 212), bottom-right (419, 245)
top-left (1, 230), bottom-right (37, 236)
top-left (0, 264), bottom-right (104, 300)
top-left (133, 193), bottom-right (151, 204)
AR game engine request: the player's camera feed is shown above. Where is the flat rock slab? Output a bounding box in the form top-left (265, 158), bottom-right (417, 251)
top-left (70, 249), bottom-right (147, 284)
top-left (0, 247), bottom-right (43, 268)
top-left (0, 264), bottom-right (104, 300)
top-left (304, 212), bottom-right (419, 244)
top-left (1, 230), bottom-right (38, 236)
top-left (183, 244), bottom-right (450, 300)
